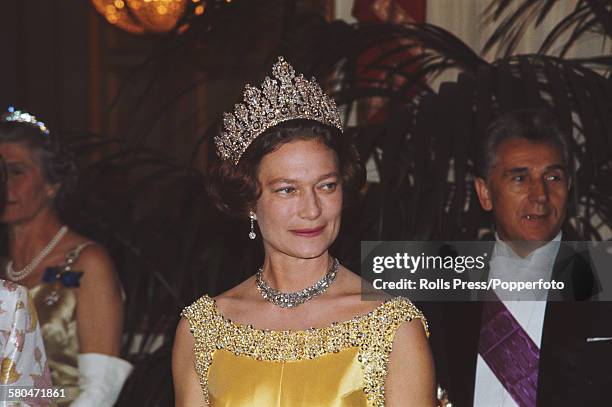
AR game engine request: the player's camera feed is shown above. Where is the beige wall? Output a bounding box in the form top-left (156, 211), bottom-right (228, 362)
top-left (335, 0), bottom-right (357, 23)
top-left (426, 0), bottom-right (609, 88)
top-left (426, 0), bottom-right (607, 59)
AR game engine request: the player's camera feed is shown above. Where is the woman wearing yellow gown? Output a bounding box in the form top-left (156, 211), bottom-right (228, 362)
top-left (172, 57), bottom-right (435, 407)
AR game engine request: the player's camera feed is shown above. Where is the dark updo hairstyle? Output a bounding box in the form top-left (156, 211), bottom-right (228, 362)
top-left (208, 119), bottom-right (366, 218)
top-left (0, 121), bottom-right (78, 213)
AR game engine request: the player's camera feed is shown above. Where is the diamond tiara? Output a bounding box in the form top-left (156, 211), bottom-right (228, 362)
top-left (1, 106), bottom-right (50, 135)
top-left (215, 56), bottom-right (343, 164)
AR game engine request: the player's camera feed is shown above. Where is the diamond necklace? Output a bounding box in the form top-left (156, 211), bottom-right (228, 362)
top-left (255, 257), bottom-right (340, 308)
top-left (6, 225), bottom-right (68, 281)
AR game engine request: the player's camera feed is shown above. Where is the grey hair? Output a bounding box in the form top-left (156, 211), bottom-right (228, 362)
top-left (0, 122), bottom-right (77, 212)
top-left (477, 109), bottom-right (571, 180)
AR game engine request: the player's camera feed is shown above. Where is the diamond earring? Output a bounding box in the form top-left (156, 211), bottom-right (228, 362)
top-left (249, 211), bottom-right (257, 240)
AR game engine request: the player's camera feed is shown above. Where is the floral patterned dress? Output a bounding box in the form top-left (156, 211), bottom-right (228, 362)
top-left (0, 279), bottom-right (52, 406)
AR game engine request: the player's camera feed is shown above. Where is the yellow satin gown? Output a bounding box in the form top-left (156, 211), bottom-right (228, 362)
top-left (28, 243), bottom-right (94, 405)
top-left (182, 295), bottom-right (428, 407)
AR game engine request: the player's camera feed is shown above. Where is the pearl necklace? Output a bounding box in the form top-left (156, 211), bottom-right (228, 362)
top-left (6, 226), bottom-right (68, 281)
top-left (255, 257), bottom-right (339, 308)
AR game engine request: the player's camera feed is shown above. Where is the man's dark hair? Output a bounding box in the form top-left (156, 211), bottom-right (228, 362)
top-left (477, 109), bottom-right (572, 179)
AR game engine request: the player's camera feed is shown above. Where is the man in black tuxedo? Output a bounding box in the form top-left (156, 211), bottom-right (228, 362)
top-left (429, 109), bottom-right (612, 407)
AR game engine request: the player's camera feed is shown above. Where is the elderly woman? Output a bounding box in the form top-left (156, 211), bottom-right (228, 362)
top-left (0, 108), bottom-right (132, 406)
top-left (172, 57), bottom-right (435, 406)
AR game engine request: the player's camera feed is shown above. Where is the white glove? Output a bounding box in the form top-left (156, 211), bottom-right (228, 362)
top-left (70, 353), bottom-right (133, 407)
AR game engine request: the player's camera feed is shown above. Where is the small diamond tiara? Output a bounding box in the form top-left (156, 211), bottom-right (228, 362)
top-left (1, 106), bottom-right (50, 135)
top-left (215, 56), bottom-right (343, 164)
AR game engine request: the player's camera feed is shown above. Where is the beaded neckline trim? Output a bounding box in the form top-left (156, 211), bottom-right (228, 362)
top-left (210, 295), bottom-right (393, 333)
top-left (182, 295), bottom-right (428, 407)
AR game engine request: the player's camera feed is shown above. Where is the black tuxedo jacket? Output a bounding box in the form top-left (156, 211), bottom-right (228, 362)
top-left (421, 242), bottom-right (612, 407)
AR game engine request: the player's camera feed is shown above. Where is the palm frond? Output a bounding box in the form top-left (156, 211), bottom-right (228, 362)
top-left (355, 55), bottom-right (612, 243)
top-left (483, 0), bottom-right (612, 59)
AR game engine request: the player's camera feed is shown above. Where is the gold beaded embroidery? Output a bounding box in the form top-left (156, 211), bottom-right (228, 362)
top-left (181, 295), bottom-right (428, 407)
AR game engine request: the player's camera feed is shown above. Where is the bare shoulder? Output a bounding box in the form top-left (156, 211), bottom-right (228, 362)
top-left (172, 317), bottom-right (207, 406)
top-left (336, 265), bottom-right (390, 298)
top-left (78, 244), bottom-right (113, 266)
top-left (173, 318), bottom-right (193, 375)
top-left (56, 230), bottom-right (112, 268)
top-left (331, 266), bottom-right (391, 311)
top-left (172, 319), bottom-right (196, 372)
top-left (63, 233), bottom-right (120, 296)
top-left (214, 274), bottom-right (257, 299)
top-left (174, 317), bottom-right (194, 347)
top-left (70, 239), bottom-right (116, 277)
top-left (60, 229), bottom-right (95, 249)
top-left (383, 302), bottom-right (435, 406)
top-left (394, 314), bottom-right (429, 347)
top-left (212, 276), bottom-right (258, 314)
top-left (331, 267), bottom-right (427, 336)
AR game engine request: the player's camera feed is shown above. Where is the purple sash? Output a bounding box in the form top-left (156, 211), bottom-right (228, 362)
top-left (478, 298), bottom-right (540, 407)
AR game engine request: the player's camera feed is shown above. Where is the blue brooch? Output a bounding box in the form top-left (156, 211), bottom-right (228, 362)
top-left (42, 267), bottom-right (84, 288)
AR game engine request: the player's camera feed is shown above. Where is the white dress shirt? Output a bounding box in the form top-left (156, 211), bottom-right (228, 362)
top-left (473, 232), bottom-right (562, 407)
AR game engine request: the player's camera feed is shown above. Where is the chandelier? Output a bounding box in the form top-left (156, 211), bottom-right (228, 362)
top-left (91, 0), bottom-right (205, 34)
